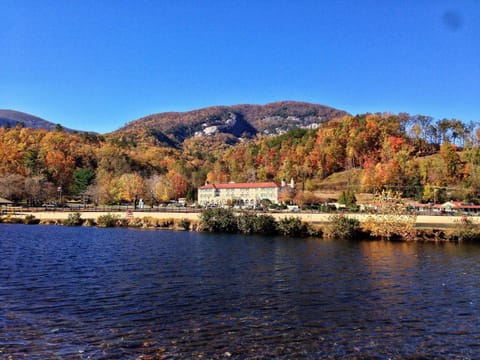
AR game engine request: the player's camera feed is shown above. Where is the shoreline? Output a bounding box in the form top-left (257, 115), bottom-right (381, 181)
top-left (5, 209), bottom-right (470, 230)
top-left (2, 209), bottom-right (477, 242)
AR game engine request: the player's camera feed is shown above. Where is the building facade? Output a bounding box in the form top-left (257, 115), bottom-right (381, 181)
top-left (198, 182), bottom-right (280, 207)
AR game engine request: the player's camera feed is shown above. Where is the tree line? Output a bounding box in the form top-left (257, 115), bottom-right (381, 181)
top-left (0, 112), bottom-right (479, 206)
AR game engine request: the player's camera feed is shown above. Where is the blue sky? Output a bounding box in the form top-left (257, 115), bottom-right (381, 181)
top-left (1, 0), bottom-right (479, 133)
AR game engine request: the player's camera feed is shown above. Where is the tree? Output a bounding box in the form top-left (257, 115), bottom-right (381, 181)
top-left (145, 175), bottom-right (160, 206)
top-left (293, 191), bottom-right (307, 208)
top-left (440, 142), bottom-right (463, 183)
top-left (24, 175), bottom-right (55, 205)
top-left (108, 177), bottom-right (124, 205)
top-left (44, 150), bottom-right (76, 189)
top-left (338, 188), bottom-right (357, 207)
top-left (119, 173), bottom-right (145, 208)
top-left (437, 119), bottom-right (451, 144)
top-left (70, 168), bottom-right (95, 196)
top-left (450, 119), bottom-right (466, 147)
top-left (154, 175), bottom-right (173, 203)
top-left (23, 149), bottom-right (40, 175)
top-left (168, 170), bottom-right (188, 200)
top-left (96, 144), bottom-right (132, 176)
top-left (422, 184), bottom-right (447, 204)
top-left (410, 115), bottom-right (433, 148)
top-left (0, 174), bottom-right (25, 202)
top-left (278, 186), bottom-right (295, 204)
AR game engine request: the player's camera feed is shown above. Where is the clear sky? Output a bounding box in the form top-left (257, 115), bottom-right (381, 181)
top-left (1, 0), bottom-right (479, 133)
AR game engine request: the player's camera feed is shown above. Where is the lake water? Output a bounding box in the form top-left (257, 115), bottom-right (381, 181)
top-left (1, 224), bottom-right (479, 359)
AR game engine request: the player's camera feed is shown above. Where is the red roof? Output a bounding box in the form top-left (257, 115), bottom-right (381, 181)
top-left (199, 182), bottom-right (279, 189)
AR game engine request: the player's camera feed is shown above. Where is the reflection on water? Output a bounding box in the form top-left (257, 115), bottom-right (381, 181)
top-left (1, 224), bottom-right (480, 358)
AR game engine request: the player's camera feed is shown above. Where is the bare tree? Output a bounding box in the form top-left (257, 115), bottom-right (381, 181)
top-left (24, 175), bottom-right (55, 205)
top-left (0, 174), bottom-right (25, 203)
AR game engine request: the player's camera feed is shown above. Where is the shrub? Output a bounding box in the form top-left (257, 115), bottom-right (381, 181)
top-left (39, 219), bottom-right (57, 225)
top-left (362, 190), bottom-right (417, 241)
top-left (84, 218), bottom-right (96, 227)
top-left (200, 208), bottom-right (313, 237)
top-left (236, 212), bottom-right (258, 235)
top-left (307, 224), bottom-right (323, 237)
top-left (254, 214), bottom-right (278, 235)
top-left (319, 204), bottom-right (336, 213)
top-left (447, 217), bottom-right (480, 242)
top-left (177, 218), bottom-right (191, 231)
top-left (276, 216), bottom-right (309, 237)
top-left (115, 218), bottom-right (129, 227)
top-left (23, 214), bottom-right (39, 224)
top-left (324, 214), bottom-right (361, 240)
top-left (159, 218), bottom-right (175, 228)
top-left (199, 208), bottom-right (238, 233)
top-left (127, 217), bottom-right (144, 228)
top-left (96, 214), bottom-right (120, 228)
top-left (448, 227), bottom-right (480, 242)
top-left (64, 212), bottom-right (83, 226)
top-left (141, 216), bottom-right (158, 228)
top-left (3, 216), bottom-right (23, 224)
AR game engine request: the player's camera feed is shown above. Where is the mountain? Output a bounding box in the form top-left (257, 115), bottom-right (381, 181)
top-left (1, 101), bottom-right (349, 142)
top-left (0, 110), bottom-right (80, 132)
top-left (113, 101), bottom-right (349, 146)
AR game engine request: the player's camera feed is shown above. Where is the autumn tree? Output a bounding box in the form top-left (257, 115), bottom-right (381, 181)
top-left (294, 190), bottom-right (319, 208)
top-left (153, 175), bottom-right (173, 203)
top-left (422, 184), bottom-right (447, 204)
top-left (278, 186), bottom-right (295, 204)
top-left (118, 173), bottom-right (146, 207)
top-left (96, 143), bottom-right (132, 177)
top-left (168, 170), bottom-right (188, 200)
top-left (440, 142), bottom-right (464, 183)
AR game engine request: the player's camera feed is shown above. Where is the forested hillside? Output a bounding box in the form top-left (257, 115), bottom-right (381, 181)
top-left (0, 112), bottom-right (478, 206)
top-left (0, 110), bottom-right (81, 133)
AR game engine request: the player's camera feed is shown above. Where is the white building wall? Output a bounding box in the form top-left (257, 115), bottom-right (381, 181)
top-left (198, 185), bottom-right (279, 206)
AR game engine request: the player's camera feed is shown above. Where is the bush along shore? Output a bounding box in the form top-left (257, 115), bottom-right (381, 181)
top-left (1, 209), bottom-right (480, 242)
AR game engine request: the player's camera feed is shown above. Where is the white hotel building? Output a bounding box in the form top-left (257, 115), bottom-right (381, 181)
top-left (198, 182), bottom-right (281, 207)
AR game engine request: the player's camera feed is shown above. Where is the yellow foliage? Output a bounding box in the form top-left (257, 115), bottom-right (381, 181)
top-left (362, 190), bottom-right (417, 240)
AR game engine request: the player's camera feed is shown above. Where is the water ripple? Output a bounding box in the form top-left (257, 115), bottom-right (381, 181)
top-left (1, 224), bottom-right (480, 358)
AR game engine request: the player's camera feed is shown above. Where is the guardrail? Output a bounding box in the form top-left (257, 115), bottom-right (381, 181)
top-left (3, 205), bottom-right (478, 217)
top-left (17, 206), bottom-right (204, 214)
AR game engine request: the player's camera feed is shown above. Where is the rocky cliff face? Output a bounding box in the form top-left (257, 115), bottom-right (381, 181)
top-left (193, 112), bottom-right (257, 138)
